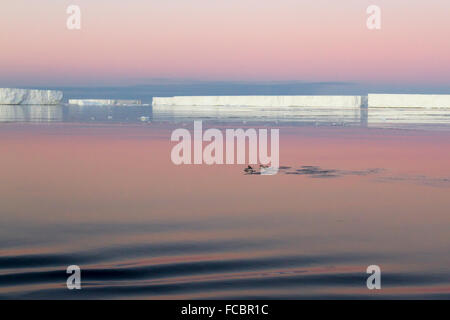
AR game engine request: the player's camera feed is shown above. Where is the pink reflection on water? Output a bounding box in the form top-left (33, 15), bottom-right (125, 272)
top-left (0, 123), bottom-right (449, 298)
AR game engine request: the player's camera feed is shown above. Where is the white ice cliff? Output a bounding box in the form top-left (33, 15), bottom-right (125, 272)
top-left (0, 88), bottom-right (63, 105)
top-left (152, 96), bottom-right (364, 108)
top-left (368, 94), bottom-right (450, 108)
top-left (69, 99), bottom-right (142, 106)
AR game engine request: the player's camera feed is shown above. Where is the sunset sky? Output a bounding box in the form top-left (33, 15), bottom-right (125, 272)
top-left (1, 0), bottom-right (450, 87)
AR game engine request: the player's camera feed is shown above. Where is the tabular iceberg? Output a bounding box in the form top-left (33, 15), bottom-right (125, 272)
top-left (152, 96), bottom-right (364, 108)
top-left (69, 99), bottom-right (142, 106)
top-left (0, 88), bottom-right (63, 105)
top-left (369, 94), bottom-right (450, 108)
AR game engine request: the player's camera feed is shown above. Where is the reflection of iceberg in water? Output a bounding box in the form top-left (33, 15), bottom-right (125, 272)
top-left (0, 105), bottom-right (63, 122)
top-left (1, 104), bottom-right (450, 130)
top-left (152, 105), bottom-right (365, 126)
top-left (0, 105), bottom-right (152, 123)
top-left (153, 105), bottom-right (450, 130)
top-left (65, 105), bottom-right (152, 122)
top-left (30, 105), bottom-right (63, 122)
top-left (0, 105), bottom-right (26, 121)
top-left (368, 108), bottom-right (450, 130)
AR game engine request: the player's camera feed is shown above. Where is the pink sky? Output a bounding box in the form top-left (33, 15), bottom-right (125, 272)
top-left (1, 0), bottom-right (450, 86)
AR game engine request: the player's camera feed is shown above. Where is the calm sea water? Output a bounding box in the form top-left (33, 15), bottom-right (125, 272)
top-left (0, 104), bottom-right (449, 299)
